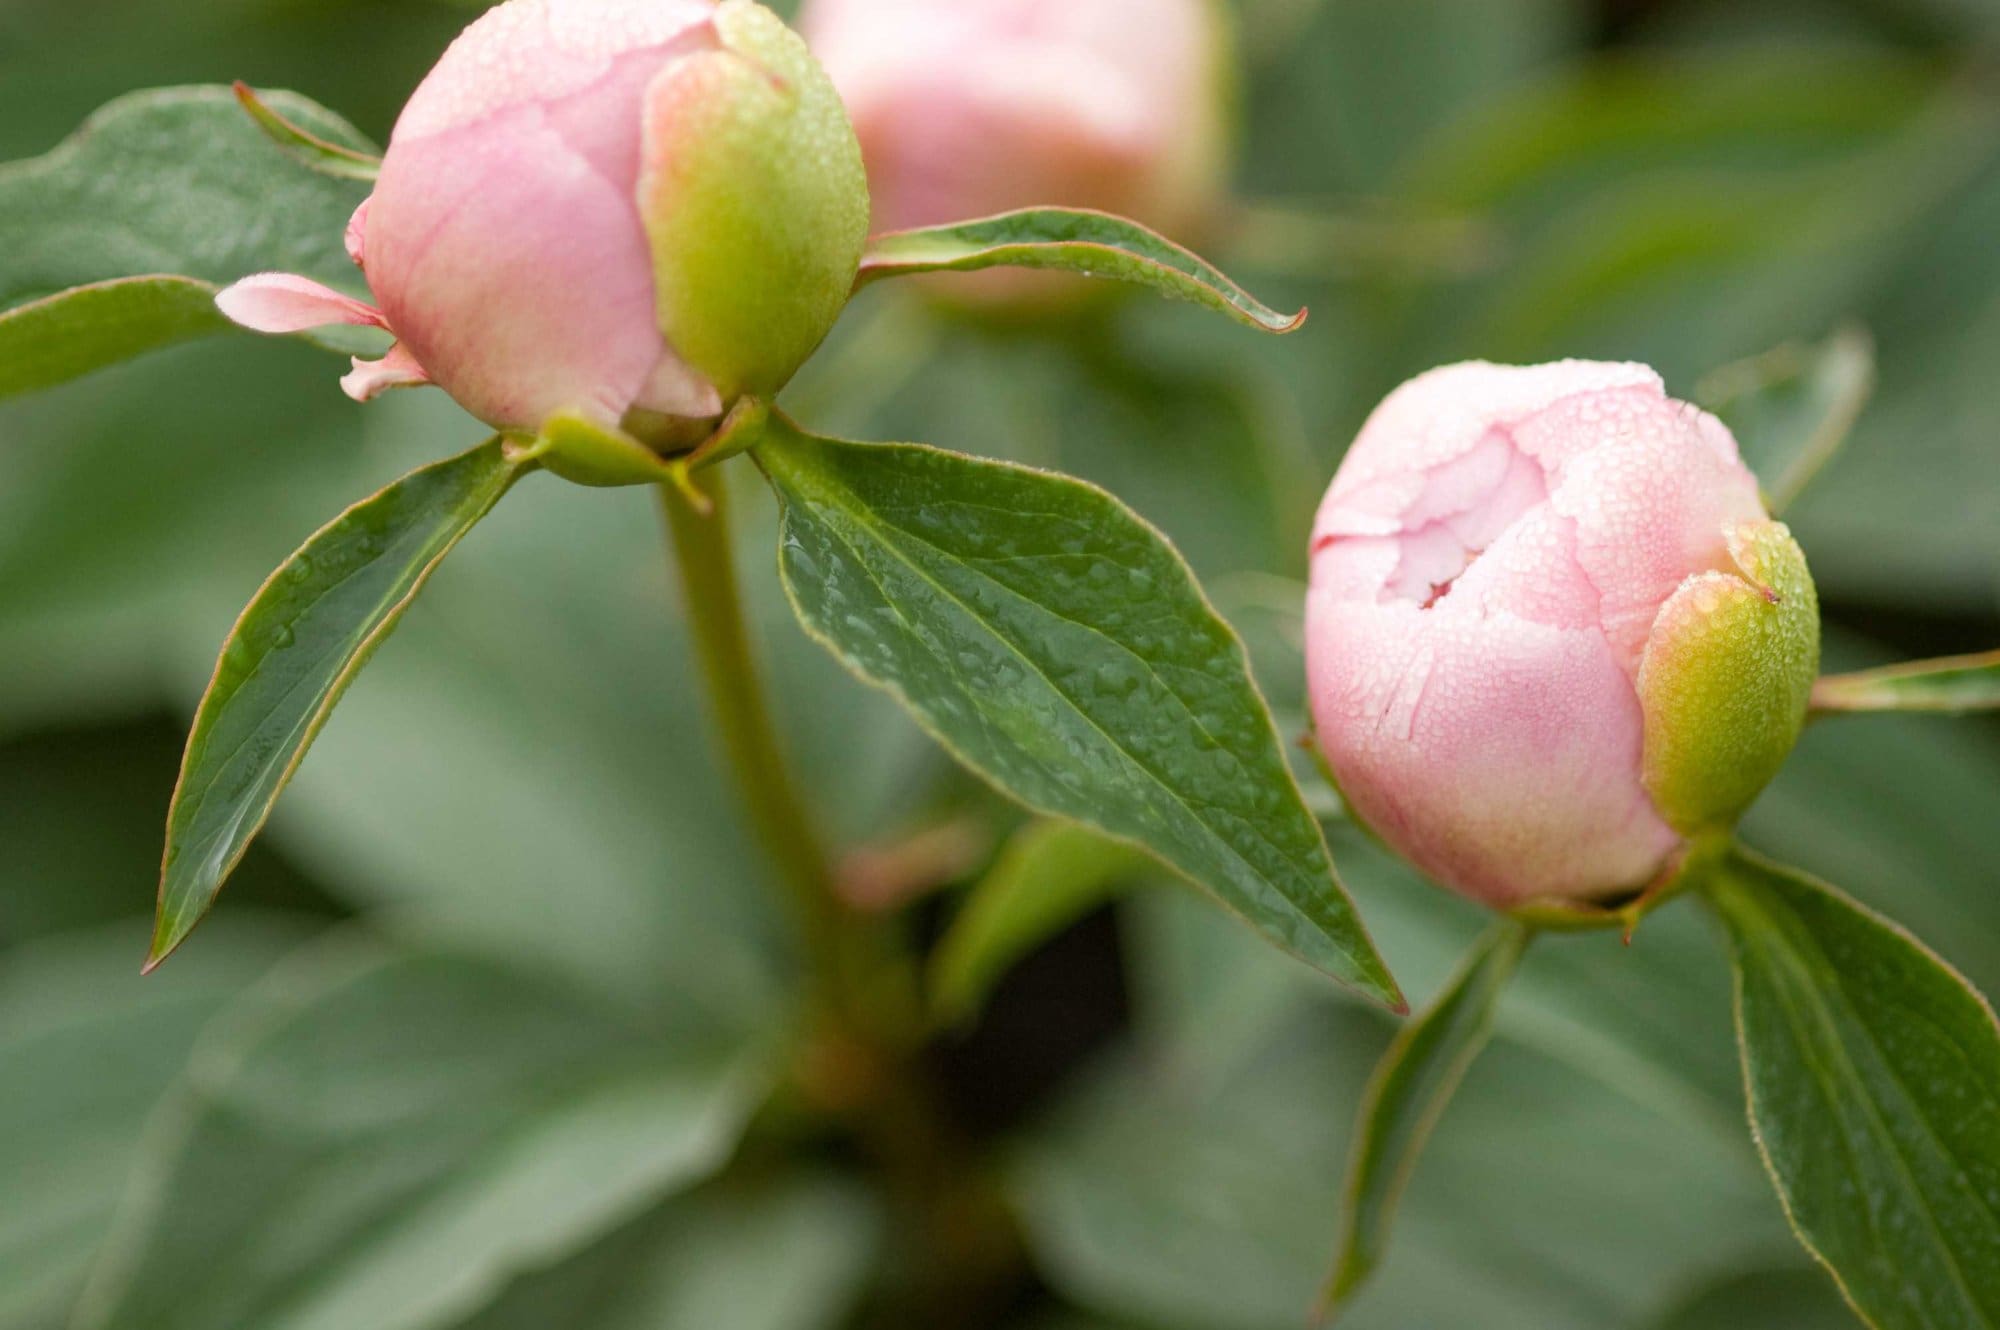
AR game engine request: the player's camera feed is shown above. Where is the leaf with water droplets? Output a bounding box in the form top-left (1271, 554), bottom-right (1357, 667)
top-left (854, 207), bottom-right (1307, 333)
top-left (755, 415), bottom-right (1400, 1008)
top-left (1707, 847), bottom-right (2000, 1330)
top-left (151, 439), bottom-right (530, 969)
top-left (1321, 919), bottom-right (1530, 1321)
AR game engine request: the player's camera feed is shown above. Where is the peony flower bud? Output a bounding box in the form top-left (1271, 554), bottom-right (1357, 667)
top-left (217, 0), bottom-right (869, 437)
top-left (799, 0), bottom-right (1230, 306)
top-left (1305, 361), bottom-right (1819, 910)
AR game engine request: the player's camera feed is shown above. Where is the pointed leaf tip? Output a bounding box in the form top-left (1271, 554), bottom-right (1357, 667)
top-left (233, 81), bottom-right (383, 181)
top-left (1320, 920), bottom-right (1527, 1320)
top-left (755, 415), bottom-right (1399, 1007)
top-left (855, 207), bottom-right (1305, 334)
top-left (151, 439), bottom-right (526, 962)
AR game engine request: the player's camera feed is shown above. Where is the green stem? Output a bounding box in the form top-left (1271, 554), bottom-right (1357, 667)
top-left (659, 463), bottom-right (848, 1004)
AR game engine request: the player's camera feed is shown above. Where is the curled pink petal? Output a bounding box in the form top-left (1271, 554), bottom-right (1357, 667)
top-left (215, 273), bottom-right (387, 334)
top-left (340, 344), bottom-right (432, 402)
top-left (345, 198), bottom-right (372, 270)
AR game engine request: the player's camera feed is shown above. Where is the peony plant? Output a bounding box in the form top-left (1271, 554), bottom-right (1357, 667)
top-left (2, 0), bottom-right (1998, 1326)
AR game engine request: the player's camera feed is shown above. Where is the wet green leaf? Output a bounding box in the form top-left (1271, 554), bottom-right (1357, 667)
top-left (756, 416), bottom-right (1398, 1008)
top-left (1707, 849), bottom-right (2000, 1330)
top-left (856, 208), bottom-right (1306, 333)
top-left (1322, 920), bottom-right (1530, 1320)
top-left (152, 439), bottom-right (529, 968)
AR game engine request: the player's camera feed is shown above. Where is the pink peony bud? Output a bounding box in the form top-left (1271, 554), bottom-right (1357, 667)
top-left (1306, 362), bottom-right (1819, 910)
top-left (799, 0), bottom-right (1230, 304)
top-left (218, 0), bottom-right (869, 437)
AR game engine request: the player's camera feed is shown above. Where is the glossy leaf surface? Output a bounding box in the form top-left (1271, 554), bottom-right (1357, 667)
top-left (756, 417), bottom-right (1398, 1007)
top-left (1322, 920), bottom-right (1530, 1320)
top-left (855, 208), bottom-right (1306, 333)
top-left (1708, 850), bottom-right (2000, 1330)
top-left (152, 439), bottom-right (528, 967)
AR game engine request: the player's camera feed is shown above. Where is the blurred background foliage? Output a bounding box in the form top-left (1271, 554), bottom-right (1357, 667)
top-left (2, 0), bottom-right (1999, 1326)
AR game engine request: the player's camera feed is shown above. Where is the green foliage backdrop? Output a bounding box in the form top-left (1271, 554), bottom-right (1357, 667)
top-left (3, 0), bottom-right (1998, 1327)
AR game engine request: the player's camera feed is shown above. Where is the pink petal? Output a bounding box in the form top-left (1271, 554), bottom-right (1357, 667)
top-left (346, 198), bottom-right (372, 270)
top-left (341, 344), bottom-right (432, 402)
top-left (216, 273), bottom-right (387, 334)
top-left (1305, 588), bottom-right (1677, 908)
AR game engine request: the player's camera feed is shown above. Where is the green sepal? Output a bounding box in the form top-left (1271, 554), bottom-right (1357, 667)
top-left (637, 0), bottom-right (869, 403)
top-left (532, 413), bottom-right (688, 490)
top-left (1638, 521), bottom-right (1819, 834)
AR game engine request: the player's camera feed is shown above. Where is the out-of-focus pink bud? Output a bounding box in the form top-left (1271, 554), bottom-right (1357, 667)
top-left (219, 0), bottom-right (869, 437)
top-left (800, 0), bottom-right (1230, 304)
top-left (1306, 362), bottom-right (1819, 910)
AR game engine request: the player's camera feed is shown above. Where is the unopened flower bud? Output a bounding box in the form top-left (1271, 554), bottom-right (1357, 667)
top-left (799, 0), bottom-right (1231, 307)
top-left (218, 0), bottom-right (869, 437)
top-left (1305, 361), bottom-right (1820, 909)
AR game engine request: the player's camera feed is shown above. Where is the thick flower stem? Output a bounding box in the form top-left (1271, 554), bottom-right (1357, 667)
top-left (659, 464), bottom-right (851, 1007)
top-left (661, 462), bottom-right (1029, 1325)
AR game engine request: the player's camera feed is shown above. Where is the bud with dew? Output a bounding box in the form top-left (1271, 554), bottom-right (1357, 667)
top-left (1305, 361), bottom-right (1819, 910)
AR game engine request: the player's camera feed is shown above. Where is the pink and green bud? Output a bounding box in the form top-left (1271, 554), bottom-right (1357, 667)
top-left (1305, 361), bottom-right (1820, 910)
top-left (216, 0), bottom-right (869, 437)
top-left (799, 0), bottom-right (1232, 308)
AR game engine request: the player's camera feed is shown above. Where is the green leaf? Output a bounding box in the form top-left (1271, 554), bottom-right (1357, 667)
top-left (232, 82), bottom-right (381, 182)
top-left (755, 416), bottom-right (1400, 1008)
top-left (0, 86), bottom-right (371, 396)
top-left (76, 939), bottom-right (771, 1330)
top-left (854, 208), bottom-right (1307, 334)
top-left (1010, 986), bottom-right (1788, 1330)
top-left (152, 438), bottom-right (531, 969)
top-left (0, 918), bottom-right (303, 1330)
top-left (930, 819), bottom-right (1154, 1028)
top-left (1321, 919), bottom-right (1531, 1321)
top-left (1697, 325), bottom-right (1875, 516)
top-left (1706, 848), bottom-right (2000, 1330)
top-left (1650, 1266), bottom-right (1860, 1330)
top-left (1811, 650), bottom-right (2000, 716)
top-left (455, 1174), bottom-right (881, 1330)
top-left (0, 276), bottom-right (232, 400)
